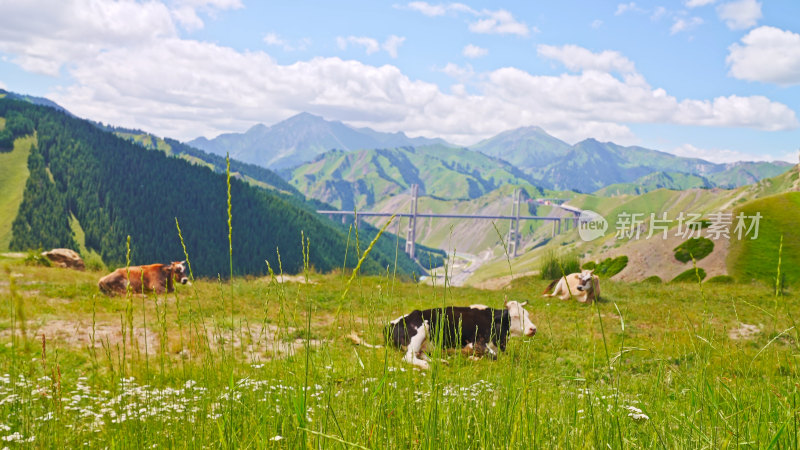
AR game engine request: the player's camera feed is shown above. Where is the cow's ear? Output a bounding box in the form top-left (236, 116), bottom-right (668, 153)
top-left (503, 294), bottom-right (508, 307)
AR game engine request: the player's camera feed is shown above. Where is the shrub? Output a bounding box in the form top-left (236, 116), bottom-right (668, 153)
top-left (674, 237), bottom-right (714, 263)
top-left (641, 275), bottom-right (663, 284)
top-left (539, 251), bottom-right (580, 280)
top-left (581, 261), bottom-right (596, 270)
top-left (83, 252), bottom-right (106, 272)
top-left (23, 249), bottom-right (51, 267)
top-left (672, 268), bottom-right (707, 283)
top-left (706, 275), bottom-right (735, 284)
top-left (594, 255), bottom-right (628, 278)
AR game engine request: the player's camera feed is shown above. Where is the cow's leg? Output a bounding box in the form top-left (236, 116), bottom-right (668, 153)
top-left (542, 280), bottom-right (557, 297)
top-left (402, 322), bottom-right (430, 369)
top-left (486, 342), bottom-right (499, 359)
top-left (550, 277), bottom-right (569, 300)
top-left (558, 281), bottom-right (572, 300)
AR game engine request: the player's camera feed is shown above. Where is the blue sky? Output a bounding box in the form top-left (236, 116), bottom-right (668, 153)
top-left (0, 0), bottom-right (798, 163)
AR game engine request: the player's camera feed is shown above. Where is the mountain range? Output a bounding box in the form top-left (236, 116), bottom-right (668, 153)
top-left (188, 112), bottom-right (448, 170)
top-left (190, 112), bottom-right (791, 197)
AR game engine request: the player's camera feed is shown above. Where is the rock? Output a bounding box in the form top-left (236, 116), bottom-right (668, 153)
top-left (41, 248), bottom-right (85, 271)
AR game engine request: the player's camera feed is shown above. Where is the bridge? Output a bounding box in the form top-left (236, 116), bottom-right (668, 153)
top-left (317, 185), bottom-right (581, 259)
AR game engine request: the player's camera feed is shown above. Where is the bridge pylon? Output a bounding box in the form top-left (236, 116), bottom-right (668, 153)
top-left (508, 188), bottom-right (522, 257)
top-left (404, 184), bottom-right (419, 259)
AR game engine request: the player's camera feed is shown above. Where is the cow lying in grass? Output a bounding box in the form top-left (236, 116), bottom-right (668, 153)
top-left (385, 301), bottom-right (536, 369)
top-left (98, 261), bottom-right (190, 296)
top-left (542, 269), bottom-right (600, 303)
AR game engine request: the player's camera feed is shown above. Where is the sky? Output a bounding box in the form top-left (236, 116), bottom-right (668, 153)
top-left (0, 0), bottom-right (798, 163)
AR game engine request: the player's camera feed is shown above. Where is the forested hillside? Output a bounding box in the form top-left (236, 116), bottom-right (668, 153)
top-left (0, 98), bottom-right (422, 277)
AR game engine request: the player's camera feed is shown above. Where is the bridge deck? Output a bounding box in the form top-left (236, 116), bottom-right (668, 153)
top-left (316, 210), bottom-right (563, 221)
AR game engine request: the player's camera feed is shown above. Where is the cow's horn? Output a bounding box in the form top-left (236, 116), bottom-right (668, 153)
top-left (519, 301), bottom-right (528, 307)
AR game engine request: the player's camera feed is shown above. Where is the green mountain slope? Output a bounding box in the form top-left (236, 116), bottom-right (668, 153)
top-left (0, 135), bottom-right (34, 251)
top-left (532, 138), bottom-right (791, 192)
top-left (289, 145), bottom-right (538, 209)
top-left (470, 126), bottom-right (571, 169)
top-left (0, 97), bottom-right (422, 277)
top-left (708, 161), bottom-right (795, 188)
top-left (728, 192), bottom-right (800, 286)
top-left (595, 171), bottom-right (712, 196)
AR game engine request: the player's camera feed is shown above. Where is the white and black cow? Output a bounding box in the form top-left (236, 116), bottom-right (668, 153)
top-left (385, 301), bottom-right (536, 369)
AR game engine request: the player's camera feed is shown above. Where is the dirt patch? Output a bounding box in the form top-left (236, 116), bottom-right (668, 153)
top-left (1, 319), bottom-right (322, 362)
top-left (472, 270), bottom-right (538, 290)
top-left (259, 274), bottom-right (316, 284)
top-left (2, 319), bottom-right (161, 353)
top-left (728, 323), bottom-right (762, 341)
top-left (595, 230), bottom-right (730, 283)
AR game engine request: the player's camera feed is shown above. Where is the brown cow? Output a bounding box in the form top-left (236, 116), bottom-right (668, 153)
top-left (98, 261), bottom-right (189, 296)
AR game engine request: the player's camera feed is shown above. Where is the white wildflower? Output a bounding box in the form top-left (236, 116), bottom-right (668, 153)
top-left (270, 435), bottom-right (283, 441)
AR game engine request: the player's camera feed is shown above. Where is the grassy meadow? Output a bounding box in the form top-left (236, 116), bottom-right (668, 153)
top-left (1, 242), bottom-right (798, 448)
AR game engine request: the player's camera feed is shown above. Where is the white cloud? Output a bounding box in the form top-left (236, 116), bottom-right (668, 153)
top-left (591, 19), bottom-right (604, 29)
top-left (0, 0), bottom-right (177, 76)
top-left (462, 44), bottom-right (487, 58)
top-left (615, 2), bottom-right (645, 15)
top-left (42, 38), bottom-right (797, 146)
top-left (650, 6), bottom-right (667, 21)
top-left (0, 79), bottom-right (7, 90)
top-left (0, 2), bottom-right (792, 150)
top-left (263, 32), bottom-right (310, 52)
top-left (669, 143), bottom-right (795, 163)
top-left (337, 35), bottom-right (405, 58)
top-left (717, 0), bottom-right (761, 30)
top-left (406, 1), bottom-right (448, 16)
top-left (405, 2), bottom-right (529, 36)
top-left (382, 35), bottom-right (406, 58)
top-left (727, 26), bottom-right (800, 86)
top-left (685, 0), bottom-right (716, 7)
top-left (170, 0), bottom-right (243, 31)
top-left (468, 9), bottom-right (529, 36)
top-left (437, 62), bottom-right (474, 81)
top-left (538, 44), bottom-right (636, 75)
top-left (337, 36), bottom-right (380, 54)
top-left (670, 16), bottom-right (704, 34)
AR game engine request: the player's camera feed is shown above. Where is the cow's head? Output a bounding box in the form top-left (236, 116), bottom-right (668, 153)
top-left (575, 269), bottom-right (595, 292)
top-left (504, 300), bottom-right (537, 337)
top-left (169, 261), bottom-right (190, 285)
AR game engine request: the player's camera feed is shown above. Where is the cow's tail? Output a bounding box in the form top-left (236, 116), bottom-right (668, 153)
top-left (542, 278), bottom-right (559, 295)
top-left (346, 331), bottom-right (383, 349)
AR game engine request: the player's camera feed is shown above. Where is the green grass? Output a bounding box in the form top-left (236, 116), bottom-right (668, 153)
top-left (1, 244), bottom-right (799, 447)
top-left (729, 192), bottom-right (800, 286)
top-left (68, 214), bottom-right (106, 271)
top-left (0, 134), bottom-right (34, 251)
top-left (539, 250), bottom-right (580, 280)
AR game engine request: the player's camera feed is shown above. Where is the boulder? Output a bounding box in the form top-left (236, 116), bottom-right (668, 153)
top-left (41, 248), bottom-right (85, 271)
